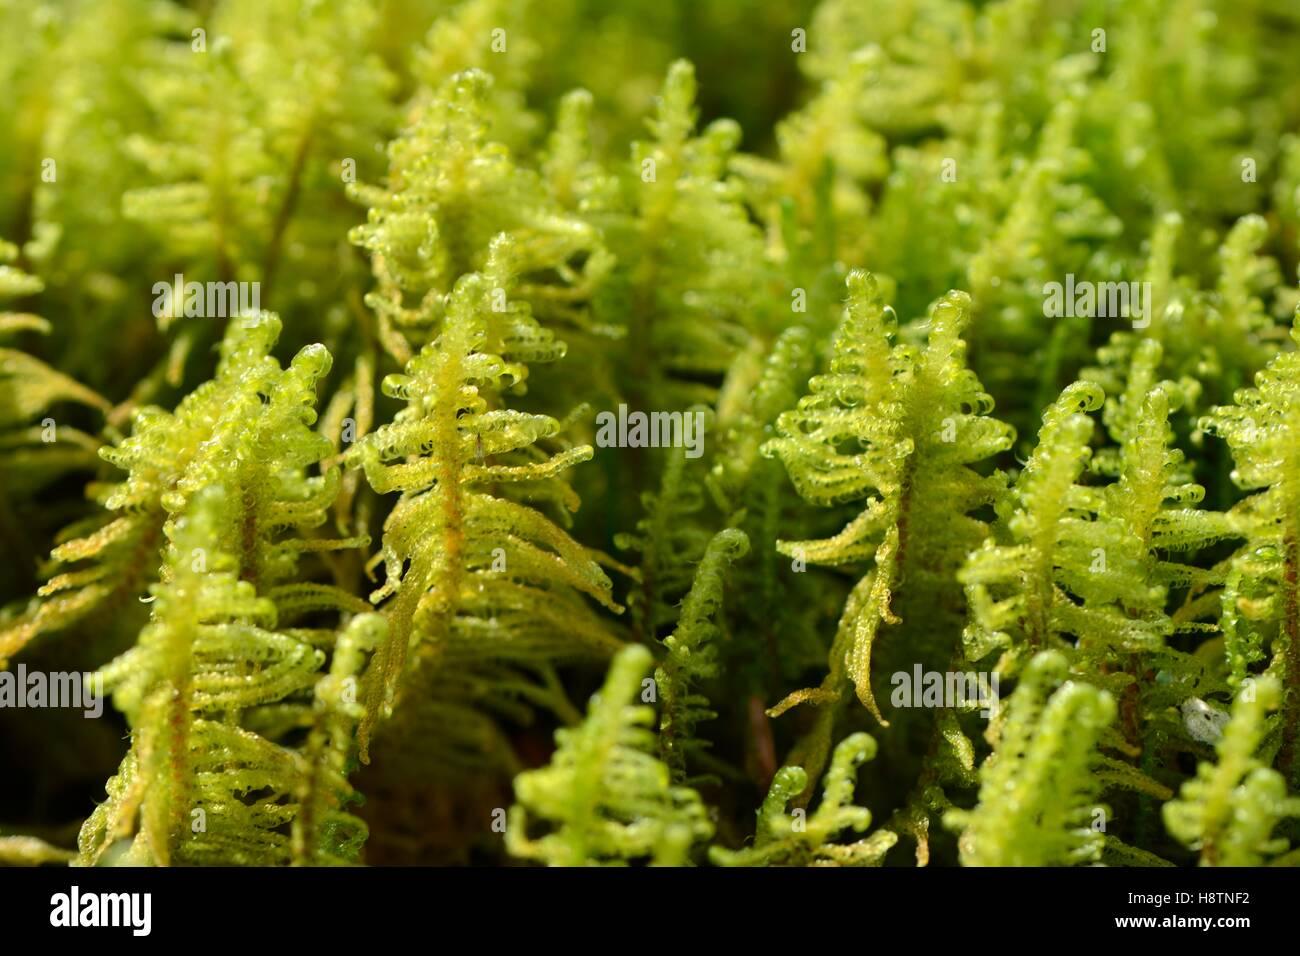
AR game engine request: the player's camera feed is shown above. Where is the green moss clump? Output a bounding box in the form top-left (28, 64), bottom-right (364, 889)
top-left (3, 0), bottom-right (1300, 868)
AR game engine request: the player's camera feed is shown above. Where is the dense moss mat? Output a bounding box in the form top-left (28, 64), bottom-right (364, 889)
top-left (4, 0), bottom-right (1300, 866)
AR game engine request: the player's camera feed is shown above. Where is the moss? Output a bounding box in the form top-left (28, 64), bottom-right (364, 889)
top-left (3, 0), bottom-right (1300, 867)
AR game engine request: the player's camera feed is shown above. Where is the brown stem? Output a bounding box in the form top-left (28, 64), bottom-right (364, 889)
top-left (1279, 532), bottom-right (1299, 783)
